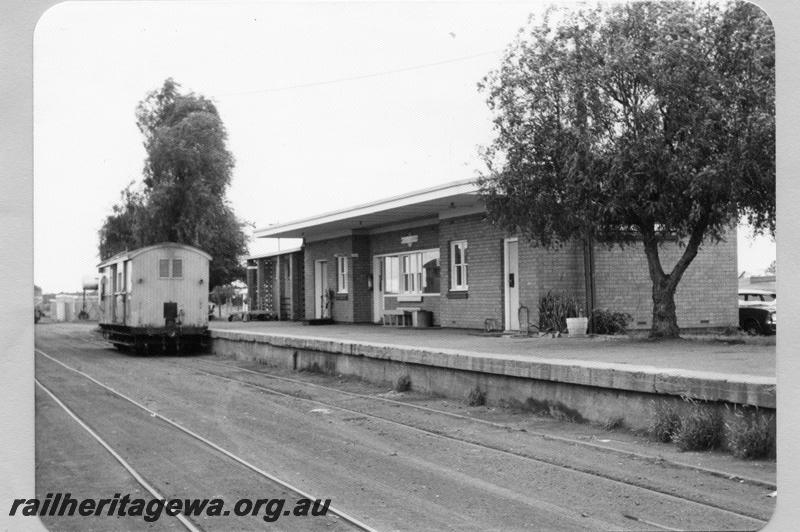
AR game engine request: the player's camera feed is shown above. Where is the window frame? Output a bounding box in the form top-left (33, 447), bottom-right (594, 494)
top-left (336, 255), bottom-right (349, 294)
top-left (450, 240), bottom-right (468, 291)
top-left (379, 248), bottom-right (440, 296)
top-left (171, 259), bottom-right (183, 279)
top-left (159, 259), bottom-right (170, 279)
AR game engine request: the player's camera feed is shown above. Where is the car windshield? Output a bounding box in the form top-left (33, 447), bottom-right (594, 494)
top-left (739, 292), bottom-right (776, 303)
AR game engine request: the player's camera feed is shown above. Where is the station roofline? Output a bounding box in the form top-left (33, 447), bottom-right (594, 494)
top-left (254, 178), bottom-right (481, 239)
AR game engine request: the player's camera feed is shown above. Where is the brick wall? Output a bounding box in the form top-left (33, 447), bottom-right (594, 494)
top-left (351, 235), bottom-right (373, 322)
top-left (299, 219), bottom-right (736, 331)
top-left (291, 252), bottom-right (305, 320)
top-left (518, 241), bottom-right (585, 328)
top-left (303, 236), bottom-right (354, 321)
top-left (439, 214), bottom-right (507, 329)
top-left (594, 228), bottom-right (738, 329)
top-left (370, 225), bottom-right (439, 255)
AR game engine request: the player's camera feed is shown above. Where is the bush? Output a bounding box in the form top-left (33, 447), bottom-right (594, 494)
top-left (648, 400), bottom-right (681, 442)
top-left (466, 386), bottom-right (486, 406)
top-left (672, 400), bottom-right (724, 451)
top-left (591, 309), bottom-right (632, 335)
top-left (538, 291), bottom-right (581, 333)
top-left (726, 408), bottom-right (776, 459)
top-left (394, 374), bottom-right (411, 392)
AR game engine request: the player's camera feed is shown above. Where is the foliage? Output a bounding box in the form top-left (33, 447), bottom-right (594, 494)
top-left (538, 291), bottom-right (580, 333)
top-left (478, 2), bottom-right (774, 338)
top-left (394, 374), bottom-right (411, 393)
top-left (591, 309), bottom-right (632, 335)
top-left (648, 400), bottom-right (681, 443)
top-left (725, 408), bottom-right (775, 459)
top-left (324, 288), bottom-right (336, 319)
top-left (98, 79), bottom-right (249, 288)
top-left (98, 183), bottom-right (144, 260)
top-left (466, 386), bottom-right (486, 407)
top-left (671, 399), bottom-right (724, 452)
top-left (602, 417), bottom-right (624, 431)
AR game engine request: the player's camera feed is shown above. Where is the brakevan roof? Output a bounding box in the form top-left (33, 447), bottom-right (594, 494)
top-left (254, 178), bottom-right (482, 240)
top-left (97, 242), bottom-right (212, 268)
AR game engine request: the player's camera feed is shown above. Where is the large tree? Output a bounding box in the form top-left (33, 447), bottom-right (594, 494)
top-left (99, 79), bottom-right (249, 288)
top-left (478, 1), bottom-right (774, 338)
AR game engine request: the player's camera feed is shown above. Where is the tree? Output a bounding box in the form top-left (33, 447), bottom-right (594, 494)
top-left (99, 79), bottom-right (249, 288)
top-left (478, 1), bottom-right (774, 338)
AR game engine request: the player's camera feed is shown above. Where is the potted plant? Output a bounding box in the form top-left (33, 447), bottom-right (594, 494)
top-left (566, 307), bottom-right (588, 338)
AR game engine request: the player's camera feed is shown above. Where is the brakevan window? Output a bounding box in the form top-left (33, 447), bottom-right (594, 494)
top-left (383, 249), bottom-right (440, 295)
top-left (337, 256), bottom-right (349, 293)
top-left (172, 259), bottom-right (183, 278)
top-left (159, 258), bottom-right (182, 279)
top-left (159, 259), bottom-right (170, 278)
top-left (450, 240), bottom-right (468, 291)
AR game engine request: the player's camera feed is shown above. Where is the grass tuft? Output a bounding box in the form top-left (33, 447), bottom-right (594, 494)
top-left (648, 400), bottom-right (681, 442)
top-left (466, 386), bottom-right (486, 407)
top-left (671, 399), bottom-right (724, 451)
top-left (603, 416), bottom-right (625, 431)
top-left (393, 374), bottom-right (411, 392)
top-left (726, 408), bottom-right (776, 459)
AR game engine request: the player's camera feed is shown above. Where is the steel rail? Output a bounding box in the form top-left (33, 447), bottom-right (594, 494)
top-left (161, 357), bottom-right (769, 527)
top-left (187, 357), bottom-right (778, 489)
top-left (35, 377), bottom-right (203, 532)
top-left (35, 348), bottom-right (379, 532)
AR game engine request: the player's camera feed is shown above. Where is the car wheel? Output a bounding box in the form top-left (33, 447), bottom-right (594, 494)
top-left (743, 319), bottom-right (762, 336)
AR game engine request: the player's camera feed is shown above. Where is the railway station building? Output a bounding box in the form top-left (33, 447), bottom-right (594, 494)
top-left (254, 179), bottom-right (737, 331)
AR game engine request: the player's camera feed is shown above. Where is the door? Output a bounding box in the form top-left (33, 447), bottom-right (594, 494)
top-left (504, 239), bottom-right (520, 330)
top-left (314, 260), bottom-right (328, 319)
top-left (372, 256), bottom-right (384, 323)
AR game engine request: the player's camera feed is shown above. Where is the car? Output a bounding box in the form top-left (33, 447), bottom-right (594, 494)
top-left (738, 288), bottom-right (776, 335)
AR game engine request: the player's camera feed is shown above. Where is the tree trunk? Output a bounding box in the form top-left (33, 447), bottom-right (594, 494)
top-left (641, 218), bottom-right (707, 339)
top-left (650, 277), bottom-right (680, 338)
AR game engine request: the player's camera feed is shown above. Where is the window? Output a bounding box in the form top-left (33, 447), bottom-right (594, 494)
top-left (450, 240), bottom-right (468, 291)
top-left (382, 249), bottom-right (440, 295)
top-left (402, 254), bottom-right (420, 293)
top-left (159, 259), bottom-right (170, 278)
top-left (337, 256), bottom-right (348, 293)
top-left (384, 256), bottom-right (400, 294)
top-left (422, 251), bottom-right (441, 294)
top-left (160, 258), bottom-right (183, 279)
top-left (172, 259), bottom-right (183, 278)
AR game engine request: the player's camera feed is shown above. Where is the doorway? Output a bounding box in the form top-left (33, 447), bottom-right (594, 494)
top-left (314, 260), bottom-right (328, 319)
top-left (372, 256), bottom-right (384, 323)
top-left (504, 238), bottom-right (520, 330)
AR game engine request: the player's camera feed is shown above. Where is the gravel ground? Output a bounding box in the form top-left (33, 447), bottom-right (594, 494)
top-left (32, 323), bottom-right (776, 531)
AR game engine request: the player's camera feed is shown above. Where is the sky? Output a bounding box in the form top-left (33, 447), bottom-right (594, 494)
top-left (32, 0), bottom-right (776, 293)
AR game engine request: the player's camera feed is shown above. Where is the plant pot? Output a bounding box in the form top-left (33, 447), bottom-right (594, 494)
top-left (566, 317), bottom-right (588, 338)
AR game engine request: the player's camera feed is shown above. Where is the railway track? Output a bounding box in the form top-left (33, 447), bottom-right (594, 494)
top-left (155, 357), bottom-right (771, 526)
top-left (36, 348), bottom-right (377, 532)
top-left (174, 356), bottom-right (776, 489)
top-left (37, 327), bottom-right (774, 530)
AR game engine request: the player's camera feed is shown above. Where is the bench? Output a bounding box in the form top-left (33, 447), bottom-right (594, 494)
top-left (383, 309), bottom-right (411, 327)
top-left (383, 307), bottom-right (432, 328)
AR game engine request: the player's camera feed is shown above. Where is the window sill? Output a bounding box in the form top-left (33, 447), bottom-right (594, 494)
top-left (397, 295), bottom-right (422, 303)
top-left (335, 293), bottom-right (349, 301)
top-left (447, 290), bottom-right (468, 299)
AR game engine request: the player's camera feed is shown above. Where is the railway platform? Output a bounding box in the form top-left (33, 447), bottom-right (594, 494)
top-left (208, 322), bottom-right (776, 432)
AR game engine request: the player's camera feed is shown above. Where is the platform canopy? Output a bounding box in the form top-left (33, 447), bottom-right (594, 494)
top-left (254, 179), bottom-right (482, 241)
